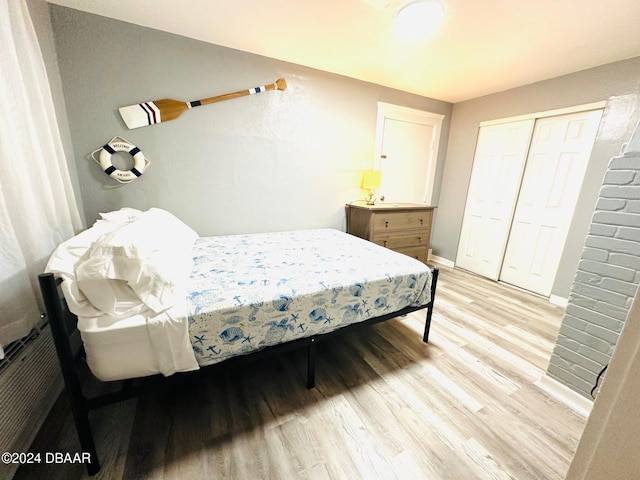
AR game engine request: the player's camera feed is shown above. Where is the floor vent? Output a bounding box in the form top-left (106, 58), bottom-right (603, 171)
top-left (0, 323), bottom-right (62, 480)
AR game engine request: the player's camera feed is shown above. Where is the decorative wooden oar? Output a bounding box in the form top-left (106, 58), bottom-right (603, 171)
top-left (119, 78), bottom-right (287, 129)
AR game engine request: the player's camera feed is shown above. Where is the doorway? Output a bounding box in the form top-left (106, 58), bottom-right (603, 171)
top-left (456, 105), bottom-right (604, 296)
top-left (374, 102), bottom-right (444, 204)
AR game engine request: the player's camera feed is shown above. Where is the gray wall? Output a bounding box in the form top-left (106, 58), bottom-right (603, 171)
top-left (434, 58), bottom-right (640, 298)
top-left (48, 5), bottom-right (451, 236)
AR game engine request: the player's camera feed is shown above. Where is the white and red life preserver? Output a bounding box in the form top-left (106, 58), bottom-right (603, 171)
top-left (92, 137), bottom-right (149, 184)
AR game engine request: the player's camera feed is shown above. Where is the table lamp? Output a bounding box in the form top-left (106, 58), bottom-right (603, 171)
top-left (362, 170), bottom-right (381, 205)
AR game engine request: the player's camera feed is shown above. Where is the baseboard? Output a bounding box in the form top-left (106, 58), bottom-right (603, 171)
top-left (534, 374), bottom-right (593, 418)
top-left (549, 295), bottom-right (568, 308)
top-left (429, 254), bottom-right (454, 268)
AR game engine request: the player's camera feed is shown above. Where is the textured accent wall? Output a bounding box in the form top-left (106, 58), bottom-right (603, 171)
top-left (548, 126), bottom-right (640, 398)
top-left (48, 5), bottom-right (451, 238)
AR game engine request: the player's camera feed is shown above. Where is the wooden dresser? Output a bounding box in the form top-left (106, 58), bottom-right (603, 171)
top-left (346, 203), bottom-right (436, 264)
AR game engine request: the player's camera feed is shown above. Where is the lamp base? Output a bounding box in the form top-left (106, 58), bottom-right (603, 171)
top-left (365, 192), bottom-right (377, 205)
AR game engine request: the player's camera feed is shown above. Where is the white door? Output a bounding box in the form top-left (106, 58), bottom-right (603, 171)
top-left (374, 102), bottom-right (444, 204)
top-left (455, 120), bottom-right (535, 279)
top-left (499, 109), bottom-right (603, 296)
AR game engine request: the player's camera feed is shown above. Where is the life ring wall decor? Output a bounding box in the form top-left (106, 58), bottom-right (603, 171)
top-left (91, 137), bottom-right (150, 184)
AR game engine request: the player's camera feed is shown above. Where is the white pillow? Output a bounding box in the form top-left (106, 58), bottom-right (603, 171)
top-left (75, 208), bottom-right (198, 315)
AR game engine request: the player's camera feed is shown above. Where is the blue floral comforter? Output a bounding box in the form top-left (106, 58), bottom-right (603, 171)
top-left (187, 229), bottom-right (432, 367)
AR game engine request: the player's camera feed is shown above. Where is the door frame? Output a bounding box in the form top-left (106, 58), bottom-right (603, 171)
top-left (374, 102), bottom-right (444, 204)
top-left (479, 101), bottom-right (606, 128)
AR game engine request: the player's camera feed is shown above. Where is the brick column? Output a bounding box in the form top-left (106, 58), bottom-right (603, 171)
top-left (547, 125), bottom-right (640, 398)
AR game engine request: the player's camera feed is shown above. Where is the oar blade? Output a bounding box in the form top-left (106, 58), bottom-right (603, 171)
top-left (119, 102), bottom-right (162, 129)
top-left (119, 99), bottom-right (188, 129)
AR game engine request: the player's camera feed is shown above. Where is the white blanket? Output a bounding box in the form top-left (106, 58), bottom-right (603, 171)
top-left (46, 208), bottom-right (199, 378)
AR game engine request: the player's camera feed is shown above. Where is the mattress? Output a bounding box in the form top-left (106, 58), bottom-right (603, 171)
top-left (79, 313), bottom-right (157, 381)
top-left (187, 229), bottom-right (432, 367)
top-left (74, 228), bottom-right (432, 381)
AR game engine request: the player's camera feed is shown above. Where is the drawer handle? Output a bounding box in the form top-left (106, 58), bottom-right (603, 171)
top-left (385, 221), bottom-right (389, 228)
top-left (383, 240), bottom-right (387, 247)
top-left (418, 236), bottom-right (422, 243)
top-left (420, 219), bottom-right (423, 225)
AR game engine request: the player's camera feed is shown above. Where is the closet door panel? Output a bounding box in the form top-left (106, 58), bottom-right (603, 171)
top-left (456, 119), bottom-right (535, 279)
top-left (499, 109), bottom-right (603, 296)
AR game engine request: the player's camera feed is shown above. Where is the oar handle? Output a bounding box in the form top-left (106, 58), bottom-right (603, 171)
top-left (193, 78), bottom-right (287, 107)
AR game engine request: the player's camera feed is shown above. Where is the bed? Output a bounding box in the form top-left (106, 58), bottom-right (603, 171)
top-left (38, 208), bottom-right (439, 475)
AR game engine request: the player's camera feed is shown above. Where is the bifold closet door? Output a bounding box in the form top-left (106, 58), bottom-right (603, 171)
top-left (455, 119), bottom-right (535, 279)
top-left (499, 109), bottom-right (603, 296)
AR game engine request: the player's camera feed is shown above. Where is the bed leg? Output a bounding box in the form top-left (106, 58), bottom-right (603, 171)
top-left (70, 405), bottom-right (101, 475)
top-left (38, 274), bottom-right (101, 475)
top-left (423, 268), bottom-right (439, 343)
top-left (307, 338), bottom-right (316, 389)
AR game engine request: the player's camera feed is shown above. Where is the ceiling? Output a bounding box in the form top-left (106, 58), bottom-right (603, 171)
top-left (46, 0), bottom-right (640, 103)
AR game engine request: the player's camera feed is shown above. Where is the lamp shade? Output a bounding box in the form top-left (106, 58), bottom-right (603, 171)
top-left (361, 170), bottom-right (381, 190)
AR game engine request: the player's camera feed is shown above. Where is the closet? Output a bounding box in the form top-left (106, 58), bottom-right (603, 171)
top-left (456, 105), bottom-right (604, 297)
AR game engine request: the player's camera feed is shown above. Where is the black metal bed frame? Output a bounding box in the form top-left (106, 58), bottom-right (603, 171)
top-left (37, 268), bottom-right (439, 476)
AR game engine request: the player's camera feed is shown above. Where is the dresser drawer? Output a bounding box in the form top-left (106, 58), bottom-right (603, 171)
top-left (372, 211), bottom-right (432, 232)
top-left (371, 230), bottom-right (430, 250)
top-left (394, 246), bottom-right (428, 263)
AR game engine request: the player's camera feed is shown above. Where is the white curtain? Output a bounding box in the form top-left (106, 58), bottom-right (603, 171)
top-left (0, 0), bottom-right (83, 358)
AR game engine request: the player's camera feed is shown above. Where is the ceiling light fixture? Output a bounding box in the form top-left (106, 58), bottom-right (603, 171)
top-left (394, 0), bottom-right (445, 40)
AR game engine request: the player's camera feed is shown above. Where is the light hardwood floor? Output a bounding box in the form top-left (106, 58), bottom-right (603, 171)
top-left (16, 264), bottom-right (586, 480)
